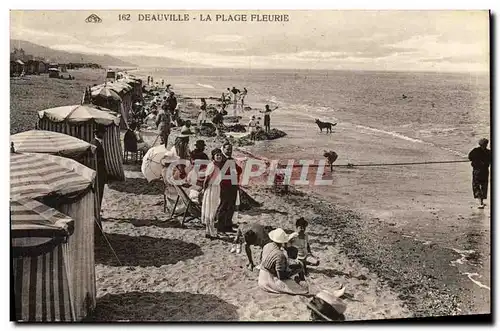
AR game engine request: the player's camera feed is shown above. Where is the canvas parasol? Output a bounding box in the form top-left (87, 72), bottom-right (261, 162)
top-left (38, 104), bottom-right (120, 126)
top-left (141, 145), bottom-right (181, 182)
top-left (10, 152), bottom-right (96, 199)
top-left (11, 196), bottom-right (74, 239)
top-left (11, 130), bottom-right (96, 156)
top-left (91, 84), bottom-right (122, 102)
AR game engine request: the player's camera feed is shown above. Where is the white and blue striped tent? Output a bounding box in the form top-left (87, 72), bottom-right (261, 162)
top-left (11, 152), bottom-right (97, 321)
top-left (37, 104), bottom-right (125, 181)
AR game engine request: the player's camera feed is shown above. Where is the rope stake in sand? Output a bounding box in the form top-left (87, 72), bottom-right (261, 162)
top-left (463, 273), bottom-right (490, 291)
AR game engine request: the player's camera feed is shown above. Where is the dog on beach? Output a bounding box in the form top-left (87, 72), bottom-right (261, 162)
top-left (315, 119), bottom-right (337, 133)
top-left (323, 150), bottom-right (338, 171)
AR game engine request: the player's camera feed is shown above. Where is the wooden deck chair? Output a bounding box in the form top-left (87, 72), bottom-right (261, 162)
top-left (170, 185), bottom-right (202, 226)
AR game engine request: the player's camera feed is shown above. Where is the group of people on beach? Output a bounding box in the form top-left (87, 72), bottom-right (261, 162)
top-left (221, 86), bottom-right (248, 115)
top-left (126, 81), bottom-right (347, 320)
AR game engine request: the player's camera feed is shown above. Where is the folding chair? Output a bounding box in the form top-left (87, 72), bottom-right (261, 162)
top-left (169, 185), bottom-right (202, 226)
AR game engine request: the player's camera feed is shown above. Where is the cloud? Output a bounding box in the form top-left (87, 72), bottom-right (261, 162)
top-left (205, 34), bottom-right (244, 43)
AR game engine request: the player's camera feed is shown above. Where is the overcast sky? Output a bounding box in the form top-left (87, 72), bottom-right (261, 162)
top-left (10, 10), bottom-right (489, 72)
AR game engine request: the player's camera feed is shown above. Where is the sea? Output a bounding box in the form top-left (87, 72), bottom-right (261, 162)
top-left (136, 67), bottom-right (489, 156)
top-left (134, 67), bottom-right (491, 312)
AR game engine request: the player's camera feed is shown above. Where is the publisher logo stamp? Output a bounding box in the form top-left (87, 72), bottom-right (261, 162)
top-left (85, 14), bottom-right (102, 23)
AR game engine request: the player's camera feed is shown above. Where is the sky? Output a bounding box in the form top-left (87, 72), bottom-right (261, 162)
top-left (10, 10), bottom-right (490, 72)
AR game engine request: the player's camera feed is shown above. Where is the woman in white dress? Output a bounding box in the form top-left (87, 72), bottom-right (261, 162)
top-left (202, 148), bottom-right (223, 239)
top-left (198, 98), bottom-right (208, 126)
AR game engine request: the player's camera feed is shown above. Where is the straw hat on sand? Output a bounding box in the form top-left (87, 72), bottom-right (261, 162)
top-left (268, 228), bottom-right (290, 244)
top-left (306, 288), bottom-right (347, 321)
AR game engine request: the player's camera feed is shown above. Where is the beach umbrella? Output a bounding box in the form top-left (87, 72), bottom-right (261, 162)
top-left (11, 130), bottom-right (96, 156)
top-left (11, 196), bottom-right (74, 244)
top-left (91, 84), bottom-right (122, 102)
top-left (141, 145), bottom-right (180, 182)
top-left (38, 104), bottom-right (120, 126)
top-left (10, 152), bottom-right (96, 199)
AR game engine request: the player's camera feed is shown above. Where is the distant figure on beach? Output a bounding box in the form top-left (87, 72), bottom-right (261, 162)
top-left (402, 94), bottom-right (407, 99)
top-left (188, 140), bottom-right (209, 190)
top-left (248, 115), bottom-right (258, 141)
top-left (92, 126), bottom-right (108, 227)
top-left (241, 87), bottom-right (248, 108)
top-left (202, 148), bottom-right (223, 239)
top-left (212, 110), bottom-right (225, 136)
top-left (288, 217), bottom-right (320, 276)
top-left (161, 79), bottom-right (165, 87)
top-left (175, 121), bottom-right (194, 159)
top-left (231, 86), bottom-right (241, 115)
top-left (198, 98), bottom-right (208, 125)
top-left (258, 228), bottom-right (308, 295)
top-left (155, 106), bottom-right (171, 147)
top-left (147, 76), bottom-right (150, 85)
top-left (130, 122), bottom-right (150, 154)
top-left (232, 223), bottom-right (274, 271)
top-left (167, 91), bottom-right (178, 122)
top-left (260, 104), bottom-right (279, 133)
top-left (216, 142), bottom-right (242, 233)
top-left (151, 76), bottom-right (154, 85)
top-left (468, 138), bottom-right (491, 209)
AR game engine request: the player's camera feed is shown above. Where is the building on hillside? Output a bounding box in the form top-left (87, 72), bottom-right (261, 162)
top-left (10, 60), bottom-right (25, 76)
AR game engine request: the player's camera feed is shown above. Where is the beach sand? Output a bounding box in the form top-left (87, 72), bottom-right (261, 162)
top-left (10, 69), bottom-right (490, 321)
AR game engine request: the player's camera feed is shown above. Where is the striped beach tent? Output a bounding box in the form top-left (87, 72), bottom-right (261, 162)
top-left (37, 104), bottom-right (125, 181)
top-left (109, 81), bottom-right (134, 127)
top-left (90, 84), bottom-right (128, 129)
top-left (11, 152), bottom-right (97, 321)
top-left (10, 130), bottom-right (101, 225)
top-left (11, 197), bottom-right (76, 321)
top-left (10, 130), bottom-right (97, 170)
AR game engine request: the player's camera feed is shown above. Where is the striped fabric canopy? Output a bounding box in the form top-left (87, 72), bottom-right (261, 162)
top-left (11, 153), bottom-right (96, 199)
top-left (11, 130), bottom-right (96, 156)
top-left (91, 85), bottom-right (122, 102)
top-left (38, 105), bottom-right (120, 126)
top-left (11, 197), bottom-right (74, 240)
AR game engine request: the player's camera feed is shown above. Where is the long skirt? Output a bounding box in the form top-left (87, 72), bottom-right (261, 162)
top-left (216, 185), bottom-right (238, 232)
top-left (202, 184), bottom-right (220, 236)
top-left (258, 268), bottom-right (309, 295)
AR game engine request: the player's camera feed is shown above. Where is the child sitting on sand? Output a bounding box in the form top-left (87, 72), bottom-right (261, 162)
top-left (288, 217), bottom-right (320, 276)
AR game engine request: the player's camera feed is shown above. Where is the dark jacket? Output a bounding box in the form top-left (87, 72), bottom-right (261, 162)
top-left (166, 96), bottom-right (177, 111)
top-left (92, 138), bottom-right (108, 182)
top-left (468, 147), bottom-right (491, 173)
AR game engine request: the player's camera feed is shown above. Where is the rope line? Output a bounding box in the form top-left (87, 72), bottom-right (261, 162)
top-left (95, 219), bottom-right (123, 266)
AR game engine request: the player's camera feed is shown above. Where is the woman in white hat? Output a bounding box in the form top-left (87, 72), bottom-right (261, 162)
top-left (305, 289), bottom-right (347, 321)
top-left (258, 228), bottom-right (309, 295)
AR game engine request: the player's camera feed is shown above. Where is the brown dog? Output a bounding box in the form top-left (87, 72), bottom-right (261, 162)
top-left (323, 150), bottom-right (338, 171)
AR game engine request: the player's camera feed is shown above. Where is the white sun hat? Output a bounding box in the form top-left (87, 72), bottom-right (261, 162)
top-left (267, 228), bottom-right (290, 244)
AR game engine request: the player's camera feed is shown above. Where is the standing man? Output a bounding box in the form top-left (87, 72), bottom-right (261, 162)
top-left (241, 87), bottom-right (248, 109)
top-left (231, 86), bottom-right (240, 116)
top-left (92, 126), bottom-right (108, 228)
top-left (468, 138), bottom-right (492, 209)
top-left (167, 91), bottom-right (178, 122)
top-left (259, 104), bottom-right (278, 133)
top-left (216, 142), bottom-right (242, 233)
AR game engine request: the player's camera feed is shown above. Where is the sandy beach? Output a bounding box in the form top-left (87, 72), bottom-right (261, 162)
top-left (10, 68), bottom-right (490, 321)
